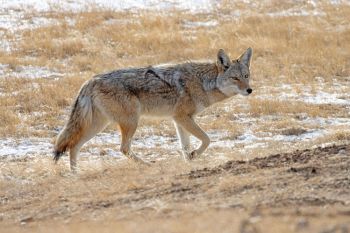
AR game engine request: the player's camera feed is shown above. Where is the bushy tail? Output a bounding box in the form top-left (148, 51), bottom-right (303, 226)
top-left (53, 82), bottom-right (93, 162)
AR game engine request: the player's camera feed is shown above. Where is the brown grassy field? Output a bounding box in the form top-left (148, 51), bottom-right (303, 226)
top-left (1, 144), bottom-right (349, 233)
top-left (0, 1), bottom-right (349, 232)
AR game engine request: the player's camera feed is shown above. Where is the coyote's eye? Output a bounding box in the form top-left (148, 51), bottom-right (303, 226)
top-left (244, 74), bottom-right (249, 79)
top-left (232, 77), bottom-right (239, 81)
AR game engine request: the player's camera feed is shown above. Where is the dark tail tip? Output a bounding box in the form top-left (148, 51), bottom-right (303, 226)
top-left (53, 150), bottom-right (65, 163)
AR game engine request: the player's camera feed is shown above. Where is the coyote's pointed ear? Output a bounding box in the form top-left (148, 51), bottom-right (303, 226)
top-left (238, 47), bottom-right (253, 68)
top-left (217, 49), bottom-right (231, 71)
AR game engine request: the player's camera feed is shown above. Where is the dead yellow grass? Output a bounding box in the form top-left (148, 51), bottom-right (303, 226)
top-left (0, 107), bottom-right (20, 136)
top-left (248, 98), bottom-right (348, 118)
top-left (0, 76), bottom-right (87, 137)
top-left (8, 3), bottom-right (348, 77)
top-left (1, 144), bottom-right (349, 232)
top-left (20, 30), bottom-right (85, 59)
top-left (317, 130), bottom-right (350, 143)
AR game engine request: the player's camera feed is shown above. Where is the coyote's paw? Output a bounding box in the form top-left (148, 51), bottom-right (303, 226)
top-left (127, 152), bottom-right (151, 166)
top-left (180, 150), bottom-right (198, 161)
top-left (189, 150), bottom-right (198, 160)
top-left (178, 149), bottom-right (190, 161)
top-left (132, 157), bottom-right (152, 167)
top-left (134, 157), bottom-right (152, 166)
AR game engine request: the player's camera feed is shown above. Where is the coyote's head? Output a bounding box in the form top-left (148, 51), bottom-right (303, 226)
top-left (216, 48), bottom-right (253, 96)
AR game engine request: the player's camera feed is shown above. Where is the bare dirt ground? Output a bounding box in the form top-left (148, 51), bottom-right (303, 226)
top-left (1, 143), bottom-right (349, 233)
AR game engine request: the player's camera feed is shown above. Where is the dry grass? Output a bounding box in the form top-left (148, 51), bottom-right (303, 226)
top-left (317, 130), bottom-right (350, 143)
top-left (247, 98), bottom-right (348, 117)
top-left (1, 144), bottom-right (349, 233)
top-left (4, 2), bottom-right (349, 75)
top-left (0, 76), bottom-right (86, 136)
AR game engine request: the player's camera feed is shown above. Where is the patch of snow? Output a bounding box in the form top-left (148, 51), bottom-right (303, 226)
top-left (315, 76), bottom-right (325, 83)
top-left (103, 18), bottom-right (138, 25)
top-left (0, 40), bottom-right (12, 52)
top-left (237, 131), bottom-right (260, 143)
top-left (99, 148), bottom-right (121, 158)
top-left (302, 117), bottom-right (350, 127)
top-left (235, 129), bottom-right (325, 144)
top-left (329, 0), bottom-right (350, 5)
top-left (302, 91), bottom-right (350, 105)
top-left (244, 142), bottom-right (267, 149)
top-left (279, 84), bottom-right (293, 90)
top-left (0, 138), bottom-right (52, 157)
top-left (271, 129), bottom-right (325, 142)
top-left (87, 132), bottom-right (121, 145)
top-left (0, 0), bottom-right (215, 13)
top-left (0, 90), bottom-right (20, 97)
top-left (0, 10), bottom-right (59, 32)
top-left (267, 9), bottom-right (325, 17)
top-left (3, 65), bottom-right (64, 79)
top-left (0, 31), bottom-right (12, 52)
top-left (13, 0), bottom-right (339, 14)
top-left (0, 63), bottom-right (8, 76)
top-left (258, 84), bottom-right (350, 106)
top-left (134, 135), bottom-right (178, 149)
top-left (0, 122), bottom-right (341, 160)
top-left (182, 20), bottom-right (218, 28)
top-left (86, 132), bottom-right (179, 150)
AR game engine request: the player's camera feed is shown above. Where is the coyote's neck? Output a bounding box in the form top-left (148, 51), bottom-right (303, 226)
top-left (199, 63), bottom-right (229, 104)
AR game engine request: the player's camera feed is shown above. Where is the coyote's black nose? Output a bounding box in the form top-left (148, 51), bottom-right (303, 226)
top-left (247, 88), bottom-right (253, 94)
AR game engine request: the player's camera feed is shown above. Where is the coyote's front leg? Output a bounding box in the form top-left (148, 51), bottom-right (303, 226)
top-left (173, 116), bottom-right (210, 160)
top-left (174, 122), bottom-right (191, 160)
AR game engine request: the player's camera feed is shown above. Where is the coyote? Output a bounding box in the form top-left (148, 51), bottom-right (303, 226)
top-left (54, 48), bottom-right (253, 171)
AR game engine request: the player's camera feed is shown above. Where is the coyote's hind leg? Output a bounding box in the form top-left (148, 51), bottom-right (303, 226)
top-left (119, 119), bottom-right (149, 165)
top-left (69, 111), bottom-right (109, 172)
